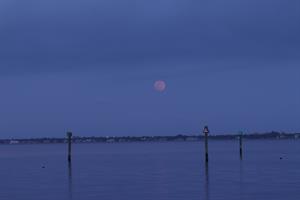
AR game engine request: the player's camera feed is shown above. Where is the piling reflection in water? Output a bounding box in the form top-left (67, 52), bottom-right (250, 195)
top-left (68, 161), bottom-right (73, 200)
top-left (239, 159), bottom-right (244, 197)
top-left (204, 162), bottom-right (210, 200)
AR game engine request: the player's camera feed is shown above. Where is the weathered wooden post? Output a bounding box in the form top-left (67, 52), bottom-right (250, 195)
top-left (239, 131), bottom-right (243, 160)
top-left (67, 132), bottom-right (72, 162)
top-left (203, 126), bottom-right (210, 163)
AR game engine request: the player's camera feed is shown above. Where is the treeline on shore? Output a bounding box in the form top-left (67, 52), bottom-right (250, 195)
top-left (1, 131), bottom-right (300, 145)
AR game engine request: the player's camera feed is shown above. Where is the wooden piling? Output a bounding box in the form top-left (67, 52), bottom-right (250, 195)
top-left (203, 126), bottom-right (210, 163)
top-left (239, 131), bottom-right (243, 160)
top-left (67, 132), bottom-right (72, 162)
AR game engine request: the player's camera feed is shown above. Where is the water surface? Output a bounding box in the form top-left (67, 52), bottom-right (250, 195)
top-left (0, 140), bottom-right (299, 200)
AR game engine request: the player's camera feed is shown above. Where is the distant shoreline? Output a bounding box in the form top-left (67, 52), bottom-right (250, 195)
top-left (1, 132), bottom-right (300, 145)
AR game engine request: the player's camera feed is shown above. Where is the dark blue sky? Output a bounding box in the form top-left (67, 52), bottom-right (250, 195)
top-left (0, 0), bottom-right (300, 137)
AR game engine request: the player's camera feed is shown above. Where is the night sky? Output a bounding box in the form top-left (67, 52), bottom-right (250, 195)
top-left (0, 0), bottom-right (300, 138)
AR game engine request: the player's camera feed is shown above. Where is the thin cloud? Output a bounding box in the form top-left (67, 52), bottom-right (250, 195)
top-left (0, 0), bottom-right (299, 75)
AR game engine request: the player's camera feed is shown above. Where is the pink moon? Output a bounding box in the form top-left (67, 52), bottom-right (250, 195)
top-left (154, 80), bottom-right (166, 92)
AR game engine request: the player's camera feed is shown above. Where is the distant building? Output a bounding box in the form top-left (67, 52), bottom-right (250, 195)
top-left (186, 137), bottom-right (198, 141)
top-left (9, 140), bottom-right (19, 144)
top-left (107, 138), bottom-right (115, 143)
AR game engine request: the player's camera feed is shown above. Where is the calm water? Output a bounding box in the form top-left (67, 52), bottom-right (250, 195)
top-left (0, 140), bottom-right (300, 200)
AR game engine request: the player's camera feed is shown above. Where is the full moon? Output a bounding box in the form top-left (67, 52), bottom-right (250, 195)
top-left (154, 80), bottom-right (167, 92)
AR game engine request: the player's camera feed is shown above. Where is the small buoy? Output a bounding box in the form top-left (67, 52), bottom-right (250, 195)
top-left (42, 166), bottom-right (46, 168)
top-left (280, 157), bottom-right (283, 160)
